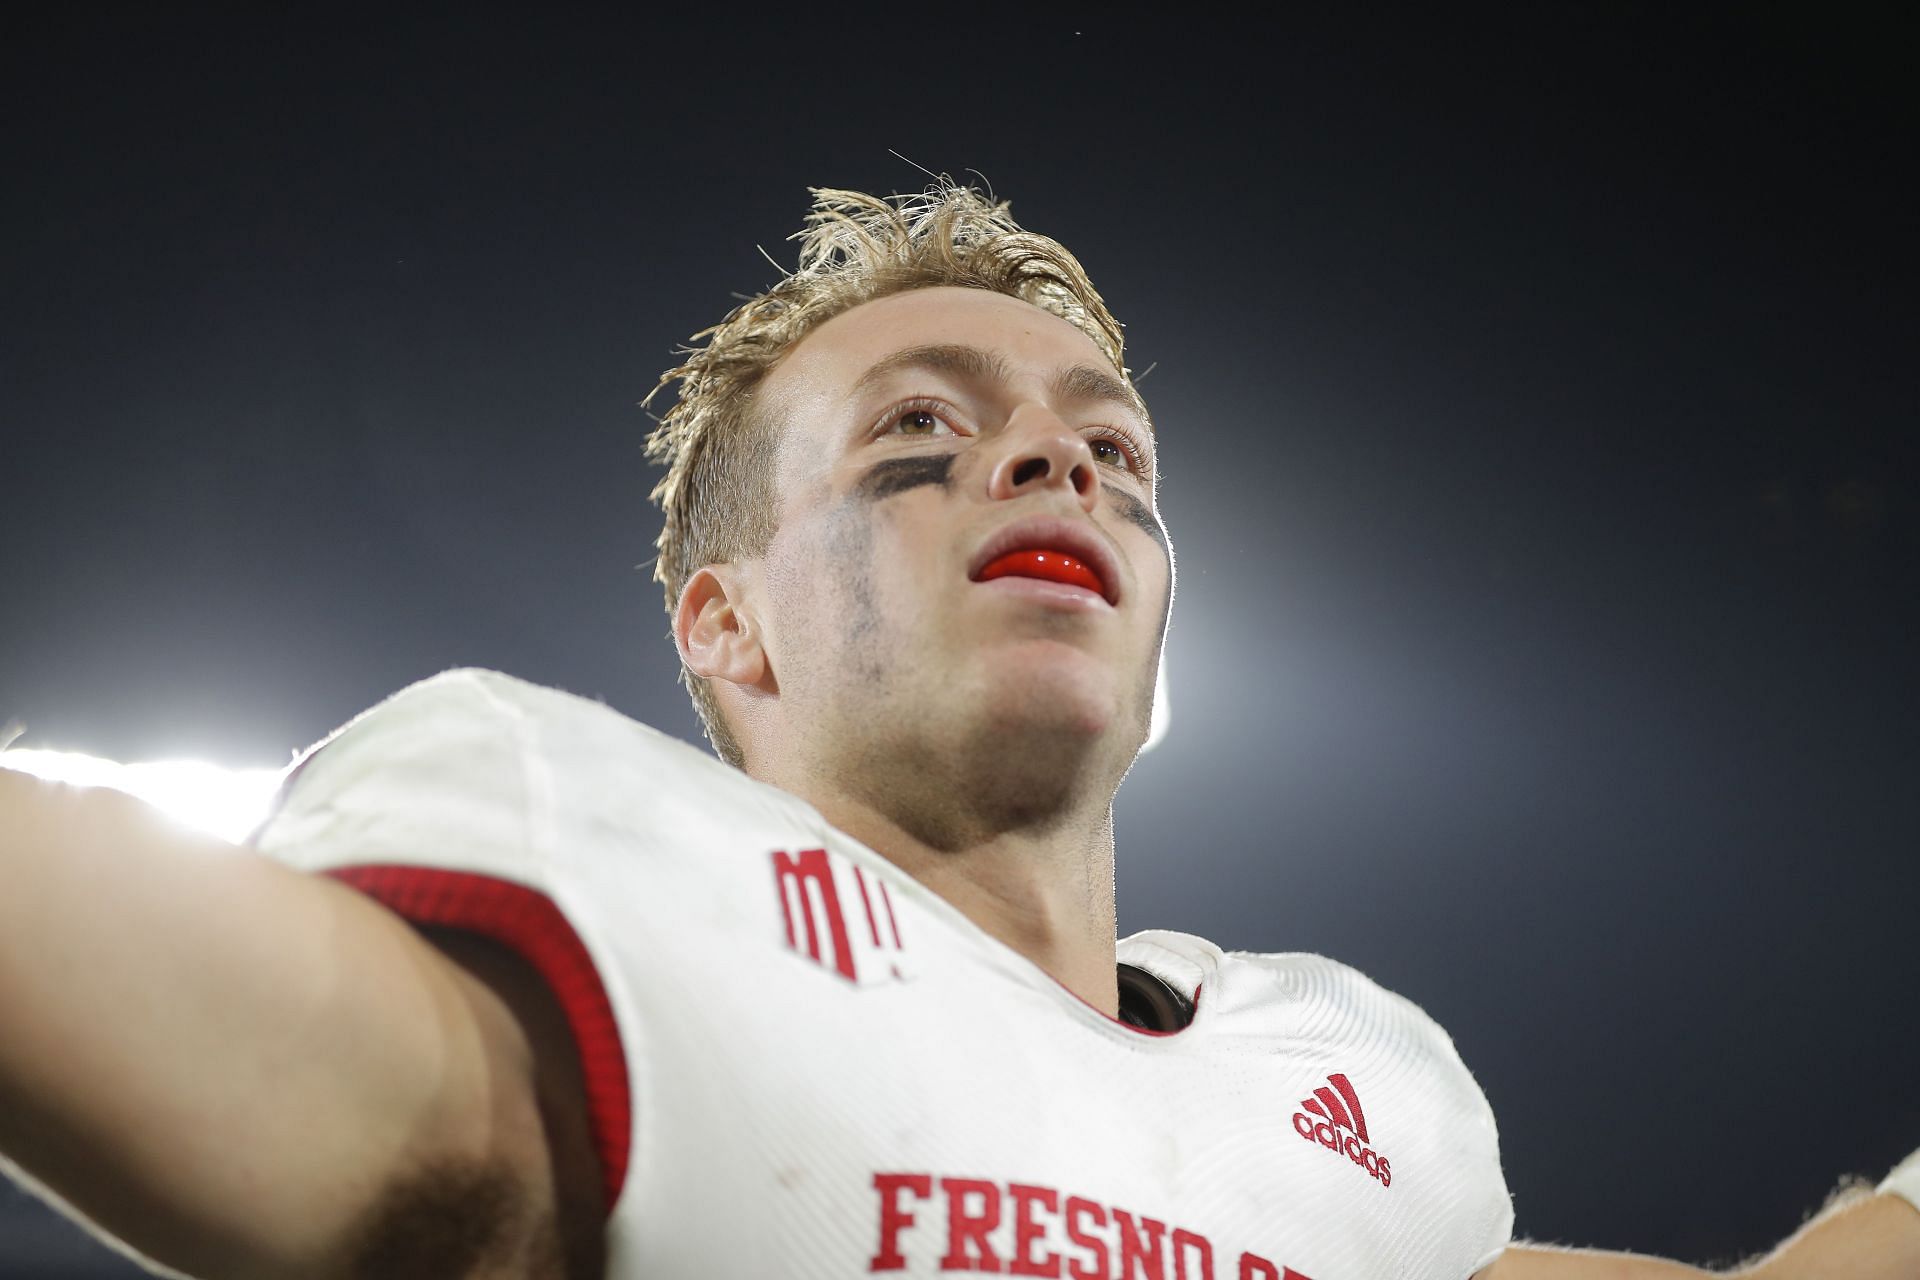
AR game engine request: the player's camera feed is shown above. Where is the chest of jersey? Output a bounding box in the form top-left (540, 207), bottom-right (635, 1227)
top-left (556, 822), bottom-right (1503, 1280)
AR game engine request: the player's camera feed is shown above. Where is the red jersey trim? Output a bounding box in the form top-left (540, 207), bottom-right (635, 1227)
top-left (324, 865), bottom-right (631, 1214)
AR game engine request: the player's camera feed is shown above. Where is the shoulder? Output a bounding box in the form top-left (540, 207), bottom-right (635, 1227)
top-left (250, 668), bottom-right (754, 878)
top-left (248, 671), bottom-right (660, 1263)
top-left (1227, 944), bottom-right (1512, 1243)
top-left (1236, 947), bottom-right (1459, 1041)
top-left (1223, 945), bottom-right (1505, 1172)
top-left (1124, 930), bottom-right (1443, 1026)
top-left (1125, 929), bottom-right (1487, 1093)
top-left (1239, 945), bottom-right (1482, 1080)
top-left (265, 667), bottom-right (705, 804)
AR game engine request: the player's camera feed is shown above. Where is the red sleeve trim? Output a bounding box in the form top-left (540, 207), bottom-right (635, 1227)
top-left (324, 865), bottom-right (631, 1214)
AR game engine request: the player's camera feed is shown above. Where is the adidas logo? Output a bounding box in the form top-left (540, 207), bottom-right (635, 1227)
top-left (1291, 1072), bottom-right (1393, 1188)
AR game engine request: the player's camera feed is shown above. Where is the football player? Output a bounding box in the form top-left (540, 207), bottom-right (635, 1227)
top-left (2, 183), bottom-right (1916, 1278)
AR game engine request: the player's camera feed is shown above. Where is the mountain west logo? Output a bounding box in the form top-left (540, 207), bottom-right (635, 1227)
top-left (1291, 1072), bottom-right (1392, 1188)
top-left (772, 848), bottom-right (910, 986)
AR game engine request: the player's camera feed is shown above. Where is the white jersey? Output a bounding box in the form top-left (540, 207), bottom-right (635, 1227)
top-left (251, 669), bottom-right (1513, 1279)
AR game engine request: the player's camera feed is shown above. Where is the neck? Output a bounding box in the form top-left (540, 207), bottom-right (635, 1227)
top-left (766, 761), bottom-right (1123, 1018)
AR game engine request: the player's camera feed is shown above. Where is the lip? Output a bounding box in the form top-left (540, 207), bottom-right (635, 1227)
top-left (967, 514), bottom-right (1124, 607)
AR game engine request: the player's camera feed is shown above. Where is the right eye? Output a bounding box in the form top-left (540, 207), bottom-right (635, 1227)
top-left (878, 398), bottom-right (963, 440)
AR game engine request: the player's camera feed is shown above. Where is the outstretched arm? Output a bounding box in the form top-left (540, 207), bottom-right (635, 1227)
top-left (0, 768), bottom-right (601, 1278)
top-left (1476, 1169), bottom-right (1920, 1280)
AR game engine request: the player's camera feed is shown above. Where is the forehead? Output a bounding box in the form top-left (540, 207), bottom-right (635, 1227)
top-left (758, 285), bottom-right (1125, 444)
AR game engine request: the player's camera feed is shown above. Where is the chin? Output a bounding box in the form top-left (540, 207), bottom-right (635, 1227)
top-left (972, 655), bottom-right (1125, 743)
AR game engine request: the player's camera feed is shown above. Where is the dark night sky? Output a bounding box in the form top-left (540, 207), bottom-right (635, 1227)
top-left (2, 6), bottom-right (1914, 1275)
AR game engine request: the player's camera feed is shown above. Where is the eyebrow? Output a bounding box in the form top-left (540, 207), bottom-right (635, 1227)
top-left (847, 342), bottom-right (1155, 433)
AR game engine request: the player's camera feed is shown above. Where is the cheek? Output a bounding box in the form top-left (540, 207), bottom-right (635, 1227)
top-left (759, 514), bottom-right (845, 629)
top-left (828, 481), bottom-right (946, 569)
top-left (816, 500), bottom-right (875, 564)
top-left (1128, 526), bottom-right (1175, 654)
top-left (770, 499), bottom-right (892, 630)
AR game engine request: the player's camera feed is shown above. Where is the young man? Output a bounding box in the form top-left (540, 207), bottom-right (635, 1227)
top-left (2, 184), bottom-right (1916, 1278)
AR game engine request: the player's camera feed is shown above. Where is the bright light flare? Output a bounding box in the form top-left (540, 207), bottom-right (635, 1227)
top-left (0, 749), bottom-right (283, 843)
top-left (1145, 653), bottom-right (1171, 753)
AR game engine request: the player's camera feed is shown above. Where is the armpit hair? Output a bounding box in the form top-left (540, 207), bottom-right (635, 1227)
top-left (343, 1157), bottom-right (565, 1280)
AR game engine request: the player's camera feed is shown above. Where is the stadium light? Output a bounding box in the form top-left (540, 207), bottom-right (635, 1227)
top-left (0, 749), bottom-right (283, 844)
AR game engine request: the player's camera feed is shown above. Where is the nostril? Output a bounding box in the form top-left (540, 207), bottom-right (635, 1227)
top-left (1010, 457), bottom-right (1049, 487)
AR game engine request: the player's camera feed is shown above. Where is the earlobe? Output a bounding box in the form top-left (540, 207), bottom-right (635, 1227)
top-left (675, 565), bottom-right (771, 691)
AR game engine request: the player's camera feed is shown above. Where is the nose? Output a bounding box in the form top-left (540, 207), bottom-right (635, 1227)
top-left (983, 405), bottom-right (1100, 513)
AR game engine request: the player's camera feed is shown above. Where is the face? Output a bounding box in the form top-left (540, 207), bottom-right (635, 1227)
top-left (695, 286), bottom-right (1174, 823)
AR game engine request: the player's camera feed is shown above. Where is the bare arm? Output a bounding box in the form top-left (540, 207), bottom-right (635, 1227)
top-left (0, 769), bottom-right (595, 1278)
top-left (1476, 1179), bottom-right (1920, 1280)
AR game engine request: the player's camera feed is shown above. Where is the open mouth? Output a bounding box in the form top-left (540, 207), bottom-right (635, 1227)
top-left (966, 515), bottom-right (1123, 606)
top-left (976, 548), bottom-right (1107, 597)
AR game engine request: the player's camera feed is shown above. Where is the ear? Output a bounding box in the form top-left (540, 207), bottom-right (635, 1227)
top-left (674, 563), bottom-right (775, 693)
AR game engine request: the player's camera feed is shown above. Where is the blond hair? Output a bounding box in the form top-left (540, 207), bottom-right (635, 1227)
top-left (643, 181), bottom-right (1134, 766)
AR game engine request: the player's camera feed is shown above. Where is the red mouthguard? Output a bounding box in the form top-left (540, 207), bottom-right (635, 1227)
top-left (978, 549), bottom-right (1105, 595)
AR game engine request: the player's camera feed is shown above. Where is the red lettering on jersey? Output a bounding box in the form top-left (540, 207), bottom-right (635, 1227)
top-left (772, 848), bottom-right (856, 981)
top-left (1236, 1259), bottom-right (1313, 1280)
top-left (1008, 1183), bottom-right (1062, 1277)
top-left (941, 1177), bottom-right (1004, 1272)
top-left (870, 1172), bottom-right (933, 1271)
top-left (1064, 1196), bottom-right (1110, 1280)
top-left (853, 864), bottom-right (883, 946)
top-left (1172, 1228), bottom-right (1214, 1280)
top-left (878, 877), bottom-right (903, 947)
top-left (873, 1169), bottom-right (1310, 1280)
top-left (1115, 1209), bottom-right (1169, 1280)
